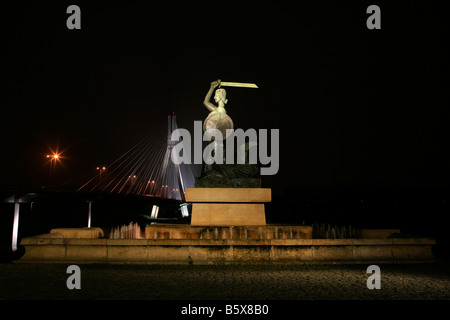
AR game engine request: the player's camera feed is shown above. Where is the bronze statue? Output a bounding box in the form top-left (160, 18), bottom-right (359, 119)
top-left (196, 79), bottom-right (261, 188)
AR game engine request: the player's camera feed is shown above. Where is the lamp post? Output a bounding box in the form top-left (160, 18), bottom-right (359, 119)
top-left (46, 153), bottom-right (60, 186)
top-left (96, 166), bottom-right (106, 184)
top-left (147, 180), bottom-right (155, 195)
top-left (87, 201), bottom-right (93, 228)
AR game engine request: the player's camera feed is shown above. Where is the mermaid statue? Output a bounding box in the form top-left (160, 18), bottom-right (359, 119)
top-left (195, 79), bottom-right (260, 188)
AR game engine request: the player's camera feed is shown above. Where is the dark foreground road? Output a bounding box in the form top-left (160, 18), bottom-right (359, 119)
top-left (1, 263), bottom-right (449, 300)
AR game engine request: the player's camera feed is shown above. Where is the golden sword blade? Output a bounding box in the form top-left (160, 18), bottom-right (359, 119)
top-left (219, 82), bottom-right (258, 88)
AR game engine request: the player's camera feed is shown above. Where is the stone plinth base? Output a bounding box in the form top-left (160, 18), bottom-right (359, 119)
top-left (17, 236), bottom-right (437, 264)
top-left (186, 188), bottom-right (271, 203)
top-left (191, 203), bottom-right (266, 226)
top-left (186, 188), bottom-right (271, 226)
top-left (145, 225), bottom-right (313, 240)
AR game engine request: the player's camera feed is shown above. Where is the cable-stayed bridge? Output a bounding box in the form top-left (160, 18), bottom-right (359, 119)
top-left (77, 113), bottom-right (195, 201)
top-left (2, 114), bottom-right (196, 253)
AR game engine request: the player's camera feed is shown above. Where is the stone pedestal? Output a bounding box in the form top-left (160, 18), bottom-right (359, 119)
top-left (186, 188), bottom-right (271, 226)
top-left (145, 225), bottom-right (313, 240)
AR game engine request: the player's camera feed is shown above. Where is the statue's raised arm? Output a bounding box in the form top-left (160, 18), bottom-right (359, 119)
top-left (203, 80), bottom-right (220, 112)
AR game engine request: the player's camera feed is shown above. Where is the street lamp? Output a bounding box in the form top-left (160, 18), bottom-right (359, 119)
top-left (147, 180), bottom-right (156, 195)
top-left (96, 166), bottom-right (106, 183)
top-left (46, 153), bottom-right (60, 185)
top-left (128, 174), bottom-right (137, 187)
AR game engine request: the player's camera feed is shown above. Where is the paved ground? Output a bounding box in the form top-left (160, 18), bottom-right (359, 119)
top-left (1, 262), bottom-right (449, 300)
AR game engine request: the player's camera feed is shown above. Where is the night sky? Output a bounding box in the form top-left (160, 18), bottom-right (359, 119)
top-left (2, 1), bottom-right (448, 198)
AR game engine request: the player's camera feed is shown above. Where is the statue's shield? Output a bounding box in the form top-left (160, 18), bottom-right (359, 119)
top-left (203, 111), bottom-right (234, 140)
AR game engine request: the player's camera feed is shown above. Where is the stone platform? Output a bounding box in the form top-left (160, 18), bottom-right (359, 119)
top-left (17, 235), bottom-right (436, 264)
top-left (16, 223), bottom-right (437, 264)
top-left (145, 224), bottom-right (313, 240)
top-left (186, 188), bottom-right (271, 226)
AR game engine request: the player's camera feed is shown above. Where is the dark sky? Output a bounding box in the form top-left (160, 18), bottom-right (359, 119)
top-left (1, 1), bottom-right (448, 197)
